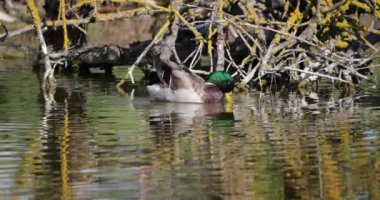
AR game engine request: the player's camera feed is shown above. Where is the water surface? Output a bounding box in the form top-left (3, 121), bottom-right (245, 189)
top-left (0, 63), bottom-right (379, 199)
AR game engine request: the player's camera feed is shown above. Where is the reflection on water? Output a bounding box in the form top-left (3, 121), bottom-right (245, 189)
top-left (0, 64), bottom-right (379, 199)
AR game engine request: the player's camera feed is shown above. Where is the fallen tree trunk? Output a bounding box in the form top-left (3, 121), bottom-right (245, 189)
top-left (53, 39), bottom-right (198, 70)
top-left (65, 43), bottom-right (149, 67)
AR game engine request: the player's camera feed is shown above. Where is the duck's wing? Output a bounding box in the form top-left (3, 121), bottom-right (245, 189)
top-left (163, 69), bottom-right (171, 85)
top-left (148, 69), bottom-right (171, 87)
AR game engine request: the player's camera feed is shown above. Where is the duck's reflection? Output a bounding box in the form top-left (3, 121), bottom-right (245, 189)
top-left (141, 102), bottom-right (239, 198)
top-left (148, 102), bottom-right (235, 136)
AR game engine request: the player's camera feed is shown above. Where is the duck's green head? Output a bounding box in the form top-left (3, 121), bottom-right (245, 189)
top-left (207, 71), bottom-right (234, 93)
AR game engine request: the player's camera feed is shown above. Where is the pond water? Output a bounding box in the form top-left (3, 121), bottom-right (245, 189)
top-left (0, 62), bottom-right (379, 199)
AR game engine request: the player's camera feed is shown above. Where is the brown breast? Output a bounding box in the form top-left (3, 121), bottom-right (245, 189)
top-left (201, 84), bottom-right (224, 103)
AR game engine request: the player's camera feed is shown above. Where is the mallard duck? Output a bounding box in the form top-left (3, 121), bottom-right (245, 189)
top-left (147, 67), bottom-right (234, 103)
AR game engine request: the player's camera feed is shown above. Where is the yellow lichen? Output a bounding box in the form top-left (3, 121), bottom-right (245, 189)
top-left (273, 35), bottom-right (281, 44)
top-left (273, 46), bottom-right (279, 54)
top-left (321, 12), bottom-right (333, 24)
top-left (335, 40), bottom-right (349, 48)
top-left (284, 1), bottom-right (290, 13)
top-left (246, 3), bottom-right (260, 24)
top-left (325, 0), bottom-right (334, 7)
top-left (287, 12), bottom-right (298, 25)
top-left (344, 35), bottom-right (353, 41)
top-left (249, 11), bottom-right (258, 24)
top-left (375, 10), bottom-right (380, 19)
top-left (312, 6), bottom-right (316, 14)
top-left (26, 0), bottom-right (41, 24)
top-left (153, 17), bottom-right (171, 41)
top-left (340, 1), bottom-right (350, 11)
top-left (255, 29), bottom-right (260, 34)
top-left (250, 44), bottom-right (257, 56)
top-left (352, 0), bottom-right (371, 11)
top-left (285, 7), bottom-right (303, 33)
top-left (218, 0), bottom-right (224, 19)
top-left (342, 31), bottom-right (350, 36)
top-left (279, 48), bottom-right (287, 56)
top-left (335, 20), bottom-right (350, 29)
top-left (173, 9), bottom-right (206, 43)
top-left (60, 0), bottom-right (69, 52)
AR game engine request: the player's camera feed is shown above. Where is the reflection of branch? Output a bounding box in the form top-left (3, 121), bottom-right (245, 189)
top-left (61, 99), bottom-right (73, 199)
top-left (0, 23), bottom-right (8, 42)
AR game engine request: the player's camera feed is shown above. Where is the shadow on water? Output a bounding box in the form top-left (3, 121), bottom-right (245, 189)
top-left (0, 63), bottom-right (380, 199)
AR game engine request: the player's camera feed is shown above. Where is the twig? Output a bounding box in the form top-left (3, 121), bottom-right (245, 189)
top-left (189, 69), bottom-right (210, 75)
top-left (231, 20), bottom-right (317, 47)
top-left (322, 1), bottom-right (345, 14)
top-left (118, 16), bottom-right (172, 86)
top-left (189, 43), bottom-right (203, 69)
top-left (126, 39), bottom-right (156, 84)
top-left (215, 0), bottom-right (225, 71)
top-left (309, 51), bottom-right (369, 80)
top-left (207, 13), bottom-right (215, 70)
top-left (284, 66), bottom-right (351, 84)
top-left (225, 47), bottom-right (246, 78)
top-left (231, 23), bottom-right (263, 52)
top-left (183, 47), bottom-right (198, 63)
